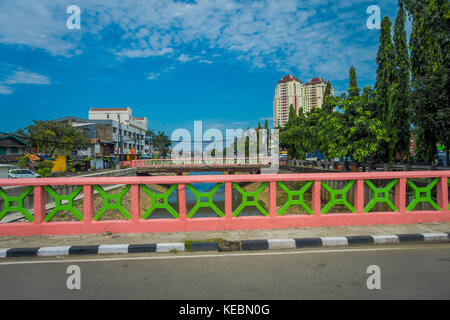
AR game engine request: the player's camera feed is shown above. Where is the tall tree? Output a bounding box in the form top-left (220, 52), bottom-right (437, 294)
top-left (405, 0), bottom-right (450, 164)
top-left (322, 81), bottom-right (335, 113)
top-left (388, 0), bottom-right (411, 161)
top-left (375, 16), bottom-right (398, 161)
top-left (153, 131), bottom-right (171, 157)
top-left (348, 66), bottom-right (360, 98)
top-left (375, 17), bottom-right (398, 123)
top-left (287, 104), bottom-right (297, 127)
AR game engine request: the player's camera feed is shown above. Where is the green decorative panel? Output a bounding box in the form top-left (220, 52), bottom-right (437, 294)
top-left (364, 180), bottom-right (398, 213)
top-left (93, 185), bottom-right (131, 220)
top-left (44, 186), bottom-right (83, 222)
top-left (321, 181), bottom-right (356, 214)
top-left (141, 184), bottom-right (178, 219)
top-left (277, 181), bottom-right (313, 215)
top-left (186, 183), bottom-right (224, 218)
top-left (232, 182), bottom-right (268, 216)
top-left (406, 178), bottom-right (440, 211)
top-left (0, 186), bottom-right (33, 222)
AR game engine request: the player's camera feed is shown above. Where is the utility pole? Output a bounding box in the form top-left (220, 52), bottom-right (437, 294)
top-left (118, 114), bottom-right (122, 164)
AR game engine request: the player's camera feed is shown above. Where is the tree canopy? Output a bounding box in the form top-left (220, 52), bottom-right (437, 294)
top-left (23, 120), bottom-right (91, 156)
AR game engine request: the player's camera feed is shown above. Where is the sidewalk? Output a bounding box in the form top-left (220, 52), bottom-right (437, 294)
top-left (1, 222), bottom-right (450, 249)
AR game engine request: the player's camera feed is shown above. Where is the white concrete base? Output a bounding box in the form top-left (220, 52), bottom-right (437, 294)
top-left (99, 244), bottom-right (129, 254)
top-left (268, 239), bottom-right (296, 250)
top-left (422, 233), bottom-right (449, 242)
top-left (0, 248), bottom-right (9, 258)
top-left (156, 243), bottom-right (185, 253)
top-left (38, 246), bottom-right (71, 257)
top-left (372, 235), bottom-right (400, 245)
top-left (321, 237), bottom-right (348, 247)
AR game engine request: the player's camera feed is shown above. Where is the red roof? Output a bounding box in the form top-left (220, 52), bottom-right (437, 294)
top-left (90, 108), bottom-right (128, 111)
top-left (278, 75), bottom-right (302, 84)
top-left (306, 77), bottom-right (326, 85)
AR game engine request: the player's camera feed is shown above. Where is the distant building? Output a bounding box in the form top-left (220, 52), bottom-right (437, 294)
top-left (273, 75), bottom-right (305, 128)
top-left (55, 107), bottom-right (150, 156)
top-left (273, 75), bottom-right (333, 128)
top-left (0, 134), bottom-right (29, 163)
top-left (305, 77), bottom-right (330, 113)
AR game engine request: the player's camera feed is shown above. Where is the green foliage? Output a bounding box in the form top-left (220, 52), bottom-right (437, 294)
top-left (385, 1), bottom-right (412, 162)
top-left (153, 131), bottom-right (171, 156)
top-left (24, 120), bottom-right (91, 156)
top-left (280, 67), bottom-right (390, 164)
top-left (17, 155), bottom-right (28, 169)
top-left (37, 160), bottom-right (54, 170)
top-left (322, 81), bottom-right (335, 113)
top-left (348, 66), bottom-right (360, 98)
top-left (375, 17), bottom-right (398, 126)
top-left (288, 104), bottom-right (297, 126)
top-left (37, 168), bottom-right (51, 177)
top-left (405, 0), bottom-right (449, 163)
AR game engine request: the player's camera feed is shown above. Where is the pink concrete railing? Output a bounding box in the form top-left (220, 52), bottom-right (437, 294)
top-left (132, 157), bottom-right (277, 168)
top-left (0, 171), bottom-right (449, 236)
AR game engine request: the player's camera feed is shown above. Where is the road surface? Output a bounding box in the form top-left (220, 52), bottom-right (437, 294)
top-left (0, 243), bottom-right (449, 300)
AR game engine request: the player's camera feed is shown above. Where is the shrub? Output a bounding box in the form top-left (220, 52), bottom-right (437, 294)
top-left (38, 160), bottom-right (54, 170)
top-left (37, 168), bottom-right (51, 177)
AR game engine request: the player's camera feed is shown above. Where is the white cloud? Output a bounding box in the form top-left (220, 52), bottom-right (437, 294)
top-left (4, 71), bottom-right (52, 85)
top-left (0, 69), bottom-right (52, 94)
top-left (177, 54), bottom-right (194, 63)
top-left (0, 0), bottom-right (397, 82)
top-left (0, 84), bottom-right (13, 95)
top-left (147, 72), bottom-right (160, 80)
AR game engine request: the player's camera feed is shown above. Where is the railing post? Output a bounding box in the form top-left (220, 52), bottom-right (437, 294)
top-left (83, 185), bottom-right (94, 224)
top-left (33, 186), bottom-right (45, 224)
top-left (131, 184), bottom-right (140, 222)
top-left (355, 179), bottom-right (365, 213)
top-left (395, 178), bottom-right (406, 213)
top-left (312, 180), bottom-right (321, 216)
top-left (269, 181), bottom-right (277, 217)
top-left (437, 177), bottom-right (449, 212)
top-left (225, 182), bottom-right (233, 222)
top-left (178, 184), bottom-right (187, 223)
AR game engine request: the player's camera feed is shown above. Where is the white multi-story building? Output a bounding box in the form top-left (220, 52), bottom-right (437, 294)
top-left (273, 75), bottom-right (333, 127)
top-left (273, 75), bottom-right (304, 128)
top-left (304, 77), bottom-right (331, 113)
top-left (88, 107), bottom-right (150, 155)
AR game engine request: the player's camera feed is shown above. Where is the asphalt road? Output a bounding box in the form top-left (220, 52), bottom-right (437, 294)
top-left (0, 244), bottom-right (449, 300)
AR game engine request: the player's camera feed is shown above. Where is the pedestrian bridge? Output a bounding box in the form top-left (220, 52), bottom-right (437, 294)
top-left (131, 157), bottom-right (277, 175)
top-left (0, 170), bottom-right (449, 236)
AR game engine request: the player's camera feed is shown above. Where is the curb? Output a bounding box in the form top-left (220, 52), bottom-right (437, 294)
top-left (0, 232), bottom-right (449, 259)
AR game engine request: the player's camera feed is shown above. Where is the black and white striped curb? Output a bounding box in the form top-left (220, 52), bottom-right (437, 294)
top-left (0, 232), bottom-right (449, 258)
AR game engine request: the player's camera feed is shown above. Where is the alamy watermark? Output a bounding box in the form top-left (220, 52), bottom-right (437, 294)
top-left (366, 265), bottom-right (381, 290)
top-left (66, 265), bottom-right (81, 290)
top-left (66, 5), bottom-right (81, 30)
top-left (366, 5), bottom-right (381, 30)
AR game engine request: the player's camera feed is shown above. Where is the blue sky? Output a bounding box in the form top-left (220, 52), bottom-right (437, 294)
top-left (0, 0), bottom-right (401, 135)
